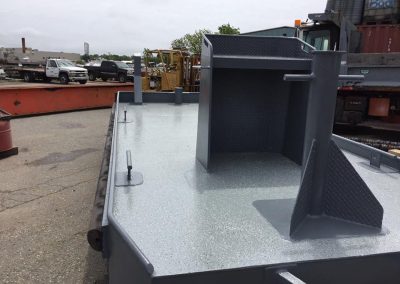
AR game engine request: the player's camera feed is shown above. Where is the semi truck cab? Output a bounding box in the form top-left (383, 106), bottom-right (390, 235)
top-left (297, 12), bottom-right (348, 52)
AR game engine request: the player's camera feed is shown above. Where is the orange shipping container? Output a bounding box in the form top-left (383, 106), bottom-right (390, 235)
top-left (358, 25), bottom-right (400, 53)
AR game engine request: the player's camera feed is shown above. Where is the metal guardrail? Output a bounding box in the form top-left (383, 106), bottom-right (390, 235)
top-left (333, 134), bottom-right (400, 170)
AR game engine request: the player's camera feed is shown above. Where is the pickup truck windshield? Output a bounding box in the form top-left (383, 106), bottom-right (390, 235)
top-left (115, 62), bottom-right (130, 68)
top-left (57, 60), bottom-right (76, 67)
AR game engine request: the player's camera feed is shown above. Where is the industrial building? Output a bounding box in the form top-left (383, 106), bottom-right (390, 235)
top-left (0, 38), bottom-right (80, 65)
top-left (241, 26), bottom-right (297, 37)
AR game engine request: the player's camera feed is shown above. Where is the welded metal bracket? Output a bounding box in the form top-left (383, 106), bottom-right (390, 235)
top-left (370, 151), bottom-right (382, 168)
top-left (285, 53), bottom-right (383, 237)
top-left (115, 150), bottom-right (144, 187)
top-left (115, 172), bottom-right (143, 187)
top-left (118, 107), bottom-right (133, 123)
top-left (290, 139), bottom-right (384, 236)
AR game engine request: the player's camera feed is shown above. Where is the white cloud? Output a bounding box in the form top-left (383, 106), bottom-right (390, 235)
top-left (0, 0), bottom-right (326, 54)
top-left (11, 27), bottom-right (47, 37)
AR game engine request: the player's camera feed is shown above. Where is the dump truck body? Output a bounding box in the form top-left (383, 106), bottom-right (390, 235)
top-left (297, 0), bottom-right (400, 131)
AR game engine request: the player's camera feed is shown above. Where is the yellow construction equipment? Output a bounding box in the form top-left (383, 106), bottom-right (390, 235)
top-left (143, 49), bottom-right (200, 92)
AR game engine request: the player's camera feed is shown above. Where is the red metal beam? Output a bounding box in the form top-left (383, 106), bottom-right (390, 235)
top-left (0, 83), bottom-right (133, 116)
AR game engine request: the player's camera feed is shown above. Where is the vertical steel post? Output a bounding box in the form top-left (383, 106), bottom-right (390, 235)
top-left (175, 87), bottom-right (183, 104)
top-left (302, 51), bottom-right (344, 215)
top-left (133, 56), bottom-right (143, 105)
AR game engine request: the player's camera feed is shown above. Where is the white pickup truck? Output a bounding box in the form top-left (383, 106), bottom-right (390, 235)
top-left (6, 59), bottom-right (88, 84)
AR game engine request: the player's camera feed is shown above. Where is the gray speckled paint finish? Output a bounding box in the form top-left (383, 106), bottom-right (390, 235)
top-left (111, 103), bottom-right (400, 277)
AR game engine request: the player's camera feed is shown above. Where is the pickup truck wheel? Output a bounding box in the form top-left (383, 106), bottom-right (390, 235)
top-left (118, 73), bottom-right (126, 83)
top-left (88, 73), bottom-right (96, 81)
top-left (59, 73), bottom-right (69, 84)
top-left (23, 72), bottom-right (33, 82)
top-left (79, 80), bottom-right (87, 85)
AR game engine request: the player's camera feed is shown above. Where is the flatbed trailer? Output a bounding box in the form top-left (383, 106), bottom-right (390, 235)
top-left (3, 65), bottom-right (47, 82)
top-left (0, 82), bottom-right (133, 116)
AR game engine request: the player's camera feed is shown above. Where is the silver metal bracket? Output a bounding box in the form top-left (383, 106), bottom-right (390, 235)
top-left (370, 152), bottom-right (382, 168)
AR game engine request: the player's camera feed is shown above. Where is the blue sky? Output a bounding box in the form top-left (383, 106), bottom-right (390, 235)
top-left (0, 0), bottom-right (325, 54)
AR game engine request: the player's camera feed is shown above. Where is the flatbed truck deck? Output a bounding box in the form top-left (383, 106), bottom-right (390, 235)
top-left (99, 97), bottom-right (400, 283)
top-left (97, 35), bottom-right (400, 283)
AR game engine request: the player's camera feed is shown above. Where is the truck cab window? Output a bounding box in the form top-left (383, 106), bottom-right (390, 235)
top-left (49, 60), bottom-right (57, 68)
top-left (303, 30), bottom-right (331, 51)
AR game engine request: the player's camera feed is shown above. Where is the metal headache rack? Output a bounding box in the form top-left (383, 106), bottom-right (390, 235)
top-left (197, 34), bottom-right (383, 236)
top-left (97, 35), bottom-right (400, 284)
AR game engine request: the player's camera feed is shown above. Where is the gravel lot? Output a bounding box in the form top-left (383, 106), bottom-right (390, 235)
top-left (0, 109), bottom-right (111, 283)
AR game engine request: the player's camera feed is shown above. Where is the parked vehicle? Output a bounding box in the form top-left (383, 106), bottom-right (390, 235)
top-left (296, 0), bottom-right (400, 133)
top-left (121, 60), bottom-right (133, 68)
top-left (4, 59), bottom-right (88, 84)
top-left (85, 60), bottom-right (134, 83)
top-left (0, 68), bottom-right (6, 80)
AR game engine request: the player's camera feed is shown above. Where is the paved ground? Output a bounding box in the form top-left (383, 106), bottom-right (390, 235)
top-left (0, 109), bottom-right (111, 283)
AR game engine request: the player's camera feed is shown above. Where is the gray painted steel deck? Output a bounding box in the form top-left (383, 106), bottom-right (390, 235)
top-left (111, 103), bottom-right (400, 277)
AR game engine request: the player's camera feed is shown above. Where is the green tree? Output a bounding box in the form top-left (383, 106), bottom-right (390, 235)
top-left (90, 54), bottom-right (100, 61)
top-left (171, 28), bottom-right (212, 55)
top-left (81, 54), bottom-right (90, 62)
top-left (171, 38), bottom-right (187, 50)
top-left (81, 53), bottom-right (134, 62)
top-left (171, 24), bottom-right (241, 55)
top-left (100, 53), bottom-right (132, 61)
top-left (143, 48), bottom-right (151, 57)
top-left (76, 59), bottom-right (85, 65)
top-left (184, 29), bottom-right (212, 54)
top-left (217, 23), bottom-right (240, 35)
